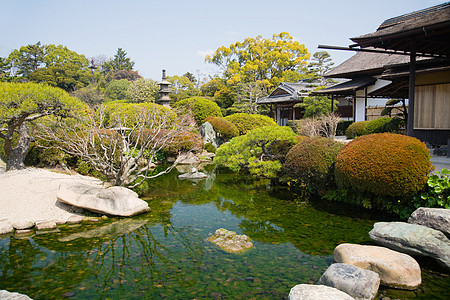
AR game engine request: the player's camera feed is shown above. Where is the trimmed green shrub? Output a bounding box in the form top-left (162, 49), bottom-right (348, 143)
top-left (204, 142), bottom-right (216, 153)
top-left (336, 121), bottom-right (353, 136)
top-left (224, 113), bottom-right (277, 135)
top-left (104, 101), bottom-right (171, 127)
top-left (382, 117), bottom-right (405, 133)
top-left (345, 121), bottom-right (369, 139)
top-left (285, 137), bottom-right (343, 195)
top-left (335, 133), bottom-right (432, 198)
top-left (204, 116), bottom-right (239, 140)
top-left (363, 117), bottom-right (392, 135)
top-left (214, 126), bottom-right (297, 178)
top-left (173, 97), bottom-right (222, 125)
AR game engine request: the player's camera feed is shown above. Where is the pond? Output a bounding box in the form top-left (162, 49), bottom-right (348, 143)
top-left (0, 168), bottom-right (449, 299)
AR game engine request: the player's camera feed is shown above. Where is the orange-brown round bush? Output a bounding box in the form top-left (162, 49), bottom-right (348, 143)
top-left (204, 116), bottom-right (239, 139)
top-left (285, 137), bottom-right (343, 195)
top-left (335, 133), bottom-right (432, 197)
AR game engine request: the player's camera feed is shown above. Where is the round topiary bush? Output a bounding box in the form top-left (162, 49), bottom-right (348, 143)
top-left (363, 117), bottom-right (392, 135)
top-left (173, 97), bottom-right (222, 125)
top-left (285, 137), bottom-right (343, 195)
top-left (224, 113), bottom-right (277, 135)
top-left (204, 116), bottom-right (239, 140)
top-left (345, 121), bottom-right (369, 139)
top-left (335, 133), bottom-right (432, 198)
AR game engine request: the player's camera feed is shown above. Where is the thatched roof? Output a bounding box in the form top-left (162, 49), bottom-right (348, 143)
top-left (257, 80), bottom-right (318, 104)
top-left (324, 50), bottom-right (410, 78)
top-left (351, 3), bottom-right (450, 57)
top-left (312, 77), bottom-right (377, 96)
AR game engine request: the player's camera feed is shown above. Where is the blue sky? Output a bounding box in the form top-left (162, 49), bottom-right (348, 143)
top-left (0, 0), bottom-right (445, 81)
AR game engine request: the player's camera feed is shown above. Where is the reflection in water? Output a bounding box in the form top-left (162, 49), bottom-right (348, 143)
top-left (0, 169), bottom-right (449, 299)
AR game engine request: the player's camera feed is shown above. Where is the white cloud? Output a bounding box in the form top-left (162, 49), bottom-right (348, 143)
top-left (196, 49), bottom-right (215, 58)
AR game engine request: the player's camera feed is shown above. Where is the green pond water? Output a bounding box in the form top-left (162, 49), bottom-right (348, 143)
top-left (0, 169), bottom-right (449, 299)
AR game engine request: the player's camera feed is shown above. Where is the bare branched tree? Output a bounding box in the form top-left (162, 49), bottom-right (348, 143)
top-left (35, 105), bottom-right (199, 187)
top-left (319, 113), bottom-right (341, 139)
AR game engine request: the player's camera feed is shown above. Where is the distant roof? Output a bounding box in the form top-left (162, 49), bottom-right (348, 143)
top-left (312, 77), bottom-right (377, 96)
top-left (351, 2), bottom-right (450, 58)
top-left (257, 80), bottom-right (319, 104)
top-left (324, 50), bottom-right (410, 78)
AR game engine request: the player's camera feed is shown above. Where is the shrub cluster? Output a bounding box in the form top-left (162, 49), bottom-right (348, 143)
top-left (204, 116), bottom-right (239, 140)
top-left (336, 121), bottom-right (353, 136)
top-left (335, 133), bottom-right (432, 198)
top-left (285, 137), bottom-right (343, 195)
top-left (363, 117), bottom-right (392, 135)
top-left (173, 97), bottom-right (222, 125)
top-left (224, 113), bottom-right (277, 135)
top-left (345, 121), bottom-right (369, 139)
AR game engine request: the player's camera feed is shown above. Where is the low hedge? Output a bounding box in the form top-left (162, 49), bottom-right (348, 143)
top-left (204, 116), bottom-right (239, 140)
top-left (345, 121), bottom-right (369, 139)
top-left (363, 117), bottom-right (392, 135)
top-left (173, 97), bottom-right (222, 125)
top-left (224, 113), bottom-right (277, 135)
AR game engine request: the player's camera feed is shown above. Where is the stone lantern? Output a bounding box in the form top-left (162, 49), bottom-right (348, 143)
top-left (157, 69), bottom-right (171, 108)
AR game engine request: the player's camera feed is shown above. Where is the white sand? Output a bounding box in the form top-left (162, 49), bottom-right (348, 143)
top-left (0, 167), bottom-right (102, 225)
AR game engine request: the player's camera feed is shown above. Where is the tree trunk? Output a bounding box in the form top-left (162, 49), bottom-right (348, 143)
top-left (6, 123), bottom-right (31, 171)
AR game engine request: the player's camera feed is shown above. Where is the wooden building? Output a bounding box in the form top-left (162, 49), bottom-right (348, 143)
top-left (319, 2), bottom-right (450, 146)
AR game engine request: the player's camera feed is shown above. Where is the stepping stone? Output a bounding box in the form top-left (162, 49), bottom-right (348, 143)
top-left (288, 284), bottom-right (355, 300)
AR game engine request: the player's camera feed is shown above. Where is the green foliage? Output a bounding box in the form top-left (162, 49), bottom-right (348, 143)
top-left (206, 32), bottom-right (310, 91)
top-left (204, 116), bottom-right (238, 140)
top-left (71, 85), bottom-right (106, 107)
top-left (24, 141), bottom-right (68, 167)
top-left (224, 113), bottom-right (277, 135)
top-left (168, 75), bottom-right (199, 102)
top-left (103, 101), bottom-right (171, 127)
top-left (336, 120), bottom-right (353, 136)
top-left (381, 117), bottom-right (405, 133)
top-left (204, 142), bottom-right (216, 153)
top-left (214, 126), bottom-right (297, 177)
top-left (363, 117), bottom-right (392, 135)
top-left (345, 121), bottom-right (369, 139)
top-left (173, 97), bottom-right (222, 125)
top-left (161, 130), bottom-right (203, 156)
top-left (285, 137), bottom-right (343, 195)
top-left (102, 48), bottom-right (135, 73)
top-left (335, 133), bottom-right (432, 198)
top-left (295, 96), bottom-right (336, 118)
top-left (414, 169), bottom-right (450, 209)
top-left (125, 78), bottom-right (159, 103)
top-left (105, 79), bottom-right (131, 100)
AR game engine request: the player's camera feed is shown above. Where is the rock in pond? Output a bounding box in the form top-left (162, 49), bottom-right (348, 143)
top-left (11, 219), bottom-right (34, 230)
top-left (318, 263), bottom-right (380, 300)
top-left (35, 221), bottom-right (57, 230)
top-left (334, 243), bottom-right (421, 289)
top-left (288, 284), bottom-right (355, 300)
top-left (0, 221), bottom-right (13, 235)
top-left (57, 183), bottom-right (150, 217)
top-left (369, 222), bottom-right (450, 271)
top-left (199, 121), bottom-right (217, 148)
top-left (176, 152), bottom-right (201, 165)
top-left (208, 228), bottom-right (253, 253)
top-left (0, 290), bottom-right (33, 299)
top-left (408, 207), bottom-right (450, 237)
top-left (178, 167), bottom-right (208, 180)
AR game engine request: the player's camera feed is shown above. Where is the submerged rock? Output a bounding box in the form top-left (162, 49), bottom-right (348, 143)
top-left (35, 221), bottom-right (57, 230)
top-left (178, 167), bottom-right (208, 180)
top-left (208, 228), bottom-right (253, 253)
top-left (57, 183), bottom-right (150, 217)
top-left (318, 263), bottom-right (380, 300)
top-left (334, 243), bottom-right (421, 289)
top-left (408, 207), bottom-right (450, 237)
top-left (369, 222), bottom-right (450, 271)
top-left (288, 284), bottom-right (355, 300)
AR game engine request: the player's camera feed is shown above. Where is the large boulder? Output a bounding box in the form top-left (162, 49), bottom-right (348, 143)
top-left (369, 222), bottom-right (450, 271)
top-left (176, 152), bottom-right (201, 165)
top-left (0, 221), bottom-right (13, 235)
top-left (408, 207), bottom-right (450, 237)
top-left (208, 228), bottom-right (253, 253)
top-left (57, 183), bottom-right (150, 217)
top-left (334, 243), bottom-right (421, 289)
top-left (318, 263), bottom-right (380, 300)
top-left (0, 290), bottom-right (32, 299)
top-left (199, 121), bottom-right (217, 148)
top-left (288, 284), bottom-right (355, 300)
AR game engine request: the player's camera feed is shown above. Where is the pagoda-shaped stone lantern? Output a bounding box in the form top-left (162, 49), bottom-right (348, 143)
top-left (157, 69), bottom-right (171, 108)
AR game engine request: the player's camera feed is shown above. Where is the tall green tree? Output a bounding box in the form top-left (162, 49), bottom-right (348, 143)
top-left (168, 75), bottom-right (199, 102)
top-left (295, 96), bottom-right (337, 118)
top-left (103, 48), bottom-right (135, 73)
top-left (206, 32), bottom-right (310, 93)
top-left (307, 51), bottom-right (334, 85)
top-left (0, 82), bottom-right (85, 170)
top-left (7, 42), bottom-right (45, 77)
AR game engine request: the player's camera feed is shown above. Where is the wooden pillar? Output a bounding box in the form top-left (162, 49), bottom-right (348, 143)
top-left (407, 40), bottom-right (416, 137)
top-left (352, 93), bottom-right (356, 122)
top-left (364, 87), bottom-right (368, 121)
